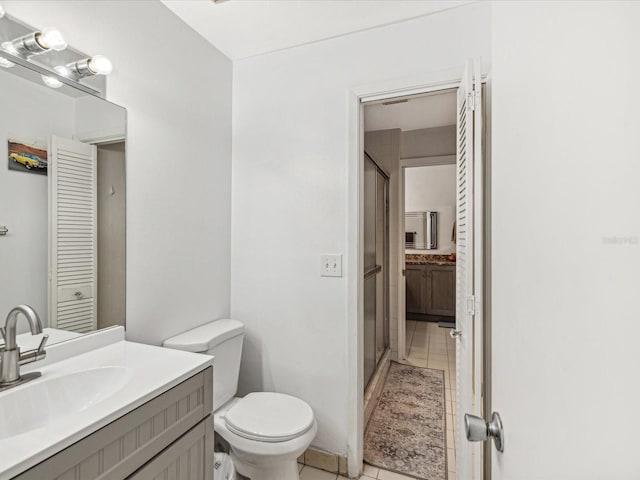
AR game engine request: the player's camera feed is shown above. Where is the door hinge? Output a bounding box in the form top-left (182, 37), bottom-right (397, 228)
top-left (467, 91), bottom-right (480, 111)
top-left (467, 295), bottom-right (477, 315)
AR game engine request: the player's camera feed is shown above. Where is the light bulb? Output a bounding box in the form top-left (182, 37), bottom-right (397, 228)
top-left (54, 65), bottom-right (70, 77)
top-left (88, 55), bottom-right (112, 75)
top-left (0, 3), bottom-right (5, 19)
top-left (36, 27), bottom-right (67, 51)
top-left (41, 75), bottom-right (63, 89)
top-left (0, 56), bottom-right (14, 68)
top-left (1, 40), bottom-right (17, 56)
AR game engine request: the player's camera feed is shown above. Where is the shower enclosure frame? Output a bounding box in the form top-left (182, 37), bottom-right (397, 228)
top-left (363, 152), bottom-right (390, 390)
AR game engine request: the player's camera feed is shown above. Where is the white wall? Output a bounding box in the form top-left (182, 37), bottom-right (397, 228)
top-left (400, 125), bottom-right (456, 159)
top-left (231, 2), bottom-right (490, 453)
top-left (0, 70), bottom-right (75, 330)
top-left (491, 1), bottom-right (640, 478)
top-left (405, 165), bottom-right (456, 255)
top-left (3, 1), bottom-right (233, 345)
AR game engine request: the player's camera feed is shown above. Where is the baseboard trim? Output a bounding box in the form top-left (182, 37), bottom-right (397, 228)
top-left (298, 447), bottom-right (349, 477)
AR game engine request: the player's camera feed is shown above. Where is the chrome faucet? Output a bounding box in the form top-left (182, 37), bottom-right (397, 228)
top-left (0, 305), bottom-right (48, 388)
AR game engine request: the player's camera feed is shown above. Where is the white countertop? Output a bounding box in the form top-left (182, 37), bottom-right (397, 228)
top-left (0, 328), bottom-right (82, 350)
top-left (0, 329), bottom-right (213, 479)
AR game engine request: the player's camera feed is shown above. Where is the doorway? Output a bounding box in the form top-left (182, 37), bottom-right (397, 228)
top-left (349, 60), bottom-right (487, 480)
top-left (362, 90), bottom-right (459, 480)
top-left (96, 141), bottom-right (126, 330)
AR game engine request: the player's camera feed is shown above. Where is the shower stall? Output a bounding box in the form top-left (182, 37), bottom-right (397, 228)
top-left (363, 152), bottom-right (390, 388)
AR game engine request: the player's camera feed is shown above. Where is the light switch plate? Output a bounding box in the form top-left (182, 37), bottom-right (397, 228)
top-left (320, 254), bottom-right (342, 277)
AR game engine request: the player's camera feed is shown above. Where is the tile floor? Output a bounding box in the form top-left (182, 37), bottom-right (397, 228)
top-left (297, 321), bottom-right (456, 480)
top-left (405, 319), bottom-right (457, 480)
top-left (297, 462), bottom-right (420, 480)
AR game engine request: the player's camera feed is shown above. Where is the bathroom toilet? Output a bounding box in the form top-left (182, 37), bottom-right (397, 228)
top-left (163, 319), bottom-right (317, 480)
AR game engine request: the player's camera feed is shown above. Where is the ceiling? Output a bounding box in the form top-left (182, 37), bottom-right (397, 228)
top-left (364, 91), bottom-right (457, 132)
top-left (161, 0), bottom-right (473, 60)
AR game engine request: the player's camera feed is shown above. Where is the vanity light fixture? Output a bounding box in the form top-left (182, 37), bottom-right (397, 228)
top-left (1, 27), bottom-right (67, 59)
top-left (56, 54), bottom-right (113, 80)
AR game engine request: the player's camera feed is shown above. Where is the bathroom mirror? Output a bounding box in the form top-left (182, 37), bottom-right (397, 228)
top-left (405, 211), bottom-right (437, 250)
top-left (0, 53), bottom-right (126, 341)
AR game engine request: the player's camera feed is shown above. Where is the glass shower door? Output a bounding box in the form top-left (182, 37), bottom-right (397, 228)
top-left (363, 153), bottom-right (389, 389)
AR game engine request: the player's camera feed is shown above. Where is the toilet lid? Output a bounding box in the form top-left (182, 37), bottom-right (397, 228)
top-left (224, 392), bottom-right (314, 443)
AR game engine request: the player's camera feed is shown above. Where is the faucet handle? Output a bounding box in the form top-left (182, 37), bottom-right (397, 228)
top-left (18, 334), bottom-right (49, 365)
top-left (36, 334), bottom-right (49, 354)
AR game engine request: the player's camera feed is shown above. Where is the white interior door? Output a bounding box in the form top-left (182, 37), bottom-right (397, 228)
top-left (49, 135), bottom-right (98, 333)
top-left (455, 58), bottom-right (483, 480)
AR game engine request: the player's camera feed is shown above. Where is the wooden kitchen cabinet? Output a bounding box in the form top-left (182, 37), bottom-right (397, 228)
top-left (406, 263), bottom-right (456, 317)
top-left (425, 264), bottom-right (456, 316)
top-left (406, 264), bottom-right (428, 314)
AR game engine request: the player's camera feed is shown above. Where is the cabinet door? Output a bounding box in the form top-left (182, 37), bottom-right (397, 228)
top-left (128, 417), bottom-right (213, 480)
top-left (405, 265), bottom-right (427, 314)
top-left (426, 265), bottom-right (456, 316)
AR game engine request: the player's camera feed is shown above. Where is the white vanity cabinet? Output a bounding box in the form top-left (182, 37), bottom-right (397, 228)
top-left (13, 367), bottom-right (213, 480)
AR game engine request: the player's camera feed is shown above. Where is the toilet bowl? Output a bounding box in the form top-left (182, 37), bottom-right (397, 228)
top-left (163, 319), bottom-right (317, 480)
top-left (215, 394), bottom-right (317, 480)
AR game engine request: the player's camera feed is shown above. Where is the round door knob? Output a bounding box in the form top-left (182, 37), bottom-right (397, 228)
top-left (464, 412), bottom-right (504, 452)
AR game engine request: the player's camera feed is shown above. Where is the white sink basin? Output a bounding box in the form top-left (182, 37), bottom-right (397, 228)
top-left (0, 366), bottom-right (132, 440)
top-left (0, 330), bottom-right (214, 480)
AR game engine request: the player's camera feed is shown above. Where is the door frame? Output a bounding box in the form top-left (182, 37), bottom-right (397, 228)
top-left (346, 67), bottom-right (491, 478)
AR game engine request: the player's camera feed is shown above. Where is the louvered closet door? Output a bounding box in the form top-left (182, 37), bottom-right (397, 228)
top-left (455, 58), bottom-right (484, 480)
top-left (49, 136), bottom-right (98, 333)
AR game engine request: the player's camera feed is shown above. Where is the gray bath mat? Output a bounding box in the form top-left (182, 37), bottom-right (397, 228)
top-left (364, 362), bottom-right (447, 480)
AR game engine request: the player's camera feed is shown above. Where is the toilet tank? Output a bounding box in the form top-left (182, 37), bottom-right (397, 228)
top-left (163, 319), bottom-right (244, 411)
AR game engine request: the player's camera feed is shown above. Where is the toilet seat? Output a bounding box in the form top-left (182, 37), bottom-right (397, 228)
top-left (223, 392), bottom-right (314, 443)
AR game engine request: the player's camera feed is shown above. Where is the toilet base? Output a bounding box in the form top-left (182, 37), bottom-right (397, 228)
top-left (230, 451), bottom-right (300, 480)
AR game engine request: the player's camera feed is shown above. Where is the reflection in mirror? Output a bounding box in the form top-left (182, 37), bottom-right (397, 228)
top-left (405, 211), bottom-right (437, 250)
top-left (0, 56), bottom-right (126, 343)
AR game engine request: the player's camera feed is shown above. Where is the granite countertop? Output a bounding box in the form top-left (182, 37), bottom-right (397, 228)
top-left (405, 253), bottom-right (456, 266)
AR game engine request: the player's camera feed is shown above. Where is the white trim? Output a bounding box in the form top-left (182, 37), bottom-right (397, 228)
top-left (74, 127), bottom-right (125, 145)
top-left (356, 67), bottom-right (463, 104)
top-left (346, 90), bottom-right (364, 479)
top-left (347, 67), bottom-right (465, 479)
top-left (400, 154), bottom-right (456, 168)
top-left (481, 76), bottom-right (492, 480)
top-left (471, 57), bottom-right (485, 478)
top-left (398, 162), bottom-right (407, 360)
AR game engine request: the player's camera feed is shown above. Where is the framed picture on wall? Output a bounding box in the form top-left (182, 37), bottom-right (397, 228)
top-left (7, 138), bottom-right (48, 175)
